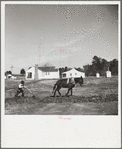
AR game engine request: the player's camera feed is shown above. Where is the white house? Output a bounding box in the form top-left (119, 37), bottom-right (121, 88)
top-left (6, 74), bottom-right (17, 79)
top-left (7, 74), bottom-right (12, 78)
top-left (11, 76), bottom-right (17, 79)
top-left (62, 68), bottom-right (85, 78)
top-left (26, 64), bottom-right (59, 80)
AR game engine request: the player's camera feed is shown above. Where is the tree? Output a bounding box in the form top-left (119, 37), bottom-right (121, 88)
top-left (109, 59), bottom-right (118, 75)
top-left (83, 65), bottom-right (92, 77)
top-left (5, 71), bottom-right (12, 76)
top-left (92, 56), bottom-right (101, 70)
top-left (83, 56), bottom-right (118, 76)
top-left (92, 56), bottom-right (106, 75)
top-left (64, 66), bottom-right (68, 72)
top-left (61, 67), bottom-right (65, 73)
top-left (99, 58), bottom-right (109, 76)
top-left (8, 71), bottom-right (12, 74)
top-left (20, 68), bottom-right (25, 75)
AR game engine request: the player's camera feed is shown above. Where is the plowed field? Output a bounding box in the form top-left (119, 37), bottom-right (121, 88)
top-left (5, 76), bottom-right (118, 115)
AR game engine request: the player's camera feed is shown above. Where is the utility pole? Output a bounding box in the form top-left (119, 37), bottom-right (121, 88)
top-left (10, 65), bottom-right (14, 73)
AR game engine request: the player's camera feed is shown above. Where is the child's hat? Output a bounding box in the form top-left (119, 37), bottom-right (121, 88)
top-left (21, 80), bottom-right (24, 84)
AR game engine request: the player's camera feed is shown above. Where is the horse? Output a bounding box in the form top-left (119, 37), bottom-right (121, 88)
top-left (52, 76), bottom-right (83, 97)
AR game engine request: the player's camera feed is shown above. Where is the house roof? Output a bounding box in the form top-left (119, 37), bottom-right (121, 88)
top-left (75, 67), bottom-right (84, 72)
top-left (63, 68), bottom-right (84, 72)
top-left (62, 68), bottom-right (84, 74)
top-left (38, 67), bottom-right (58, 72)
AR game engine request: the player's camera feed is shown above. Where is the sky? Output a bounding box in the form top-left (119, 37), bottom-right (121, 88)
top-left (5, 4), bottom-right (118, 74)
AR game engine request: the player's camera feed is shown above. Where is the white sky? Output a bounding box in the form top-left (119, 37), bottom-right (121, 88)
top-left (5, 4), bottom-right (118, 74)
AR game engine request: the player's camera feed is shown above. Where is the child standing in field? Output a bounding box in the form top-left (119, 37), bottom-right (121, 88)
top-left (15, 80), bottom-right (27, 97)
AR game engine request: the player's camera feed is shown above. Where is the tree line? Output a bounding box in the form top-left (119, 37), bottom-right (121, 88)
top-left (83, 56), bottom-right (118, 77)
top-left (5, 69), bottom-right (25, 76)
top-left (58, 56), bottom-right (118, 78)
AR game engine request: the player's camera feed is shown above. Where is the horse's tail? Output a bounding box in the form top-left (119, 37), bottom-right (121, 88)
top-left (52, 83), bottom-right (57, 94)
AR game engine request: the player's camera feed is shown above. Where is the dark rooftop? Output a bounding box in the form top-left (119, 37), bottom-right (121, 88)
top-left (38, 67), bottom-right (58, 72)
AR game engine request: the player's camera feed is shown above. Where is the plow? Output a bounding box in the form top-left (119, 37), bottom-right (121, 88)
top-left (25, 87), bottom-right (37, 98)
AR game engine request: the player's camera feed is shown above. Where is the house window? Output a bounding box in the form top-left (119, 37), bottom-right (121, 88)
top-left (70, 73), bottom-right (72, 76)
top-left (45, 72), bottom-right (50, 75)
top-left (27, 72), bottom-right (32, 78)
top-left (63, 74), bottom-right (66, 77)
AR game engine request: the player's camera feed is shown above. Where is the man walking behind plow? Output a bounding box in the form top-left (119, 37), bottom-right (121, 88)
top-left (67, 77), bottom-right (75, 86)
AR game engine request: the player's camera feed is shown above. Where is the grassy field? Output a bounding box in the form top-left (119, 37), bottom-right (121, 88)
top-left (5, 76), bottom-right (118, 115)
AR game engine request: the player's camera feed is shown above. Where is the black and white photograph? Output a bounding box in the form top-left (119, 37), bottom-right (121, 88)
top-left (1, 1), bottom-right (121, 148)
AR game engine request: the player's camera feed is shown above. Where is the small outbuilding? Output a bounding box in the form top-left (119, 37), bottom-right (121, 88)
top-left (106, 68), bottom-right (111, 78)
top-left (62, 68), bottom-right (85, 78)
top-left (96, 72), bottom-right (100, 78)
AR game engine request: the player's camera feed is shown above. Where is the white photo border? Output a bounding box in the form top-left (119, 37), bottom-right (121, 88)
top-left (1, 1), bottom-right (121, 148)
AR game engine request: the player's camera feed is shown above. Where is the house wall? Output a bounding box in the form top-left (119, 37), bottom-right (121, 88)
top-left (26, 67), bottom-right (42, 80)
top-left (35, 64), bottom-right (38, 80)
top-left (38, 70), bottom-right (59, 79)
top-left (62, 69), bottom-right (85, 78)
top-left (26, 67), bottom-right (35, 80)
top-left (26, 67), bottom-right (59, 80)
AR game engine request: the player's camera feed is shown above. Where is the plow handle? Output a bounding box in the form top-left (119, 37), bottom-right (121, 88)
top-left (26, 87), bottom-right (32, 94)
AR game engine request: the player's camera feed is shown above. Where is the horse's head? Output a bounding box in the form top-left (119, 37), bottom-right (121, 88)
top-left (79, 80), bottom-right (83, 87)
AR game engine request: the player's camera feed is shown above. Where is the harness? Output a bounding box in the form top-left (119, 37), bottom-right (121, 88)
top-left (70, 78), bottom-right (75, 84)
top-left (67, 78), bottom-right (75, 85)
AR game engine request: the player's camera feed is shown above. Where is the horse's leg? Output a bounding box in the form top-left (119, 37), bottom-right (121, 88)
top-left (80, 83), bottom-right (82, 87)
top-left (54, 85), bottom-right (62, 97)
top-left (71, 88), bottom-right (72, 96)
top-left (57, 87), bottom-right (61, 96)
top-left (71, 84), bottom-right (75, 95)
top-left (53, 88), bottom-right (57, 97)
top-left (65, 88), bottom-right (70, 96)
